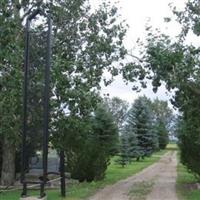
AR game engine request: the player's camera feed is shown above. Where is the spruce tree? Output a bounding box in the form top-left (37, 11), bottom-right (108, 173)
top-left (126, 96), bottom-right (157, 161)
top-left (124, 125), bottom-right (139, 162)
top-left (155, 120), bottom-right (169, 150)
top-left (66, 104), bottom-right (118, 182)
top-left (116, 124), bottom-right (139, 166)
top-left (116, 134), bottom-right (129, 167)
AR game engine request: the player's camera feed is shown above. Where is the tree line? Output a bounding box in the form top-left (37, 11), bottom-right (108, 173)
top-left (124, 0), bottom-right (200, 180)
top-left (50, 95), bottom-right (173, 181)
top-left (116, 96), bottom-right (173, 167)
top-left (1, 0), bottom-right (200, 186)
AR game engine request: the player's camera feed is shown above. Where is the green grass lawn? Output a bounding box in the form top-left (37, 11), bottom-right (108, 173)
top-left (0, 150), bottom-right (167, 200)
top-left (166, 143), bottom-right (178, 151)
top-left (176, 159), bottom-right (200, 200)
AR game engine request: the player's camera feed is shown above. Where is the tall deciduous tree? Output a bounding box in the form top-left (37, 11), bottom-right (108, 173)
top-left (0, 1), bottom-right (23, 185)
top-left (103, 96), bottom-right (129, 132)
top-left (0, 0), bottom-right (129, 185)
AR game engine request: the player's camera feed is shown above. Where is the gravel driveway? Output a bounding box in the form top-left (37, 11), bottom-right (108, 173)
top-left (88, 151), bottom-right (178, 200)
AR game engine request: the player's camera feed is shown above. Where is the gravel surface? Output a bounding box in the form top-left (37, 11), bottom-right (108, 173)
top-left (88, 151), bottom-right (178, 200)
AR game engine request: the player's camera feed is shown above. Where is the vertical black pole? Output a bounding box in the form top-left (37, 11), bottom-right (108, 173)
top-left (40, 183), bottom-right (45, 198)
top-left (21, 19), bottom-right (30, 197)
top-left (21, 9), bottom-right (52, 198)
top-left (60, 150), bottom-right (66, 197)
top-left (42, 17), bottom-right (52, 197)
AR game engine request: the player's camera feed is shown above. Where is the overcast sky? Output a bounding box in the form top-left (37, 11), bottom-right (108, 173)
top-left (91, 0), bottom-right (187, 107)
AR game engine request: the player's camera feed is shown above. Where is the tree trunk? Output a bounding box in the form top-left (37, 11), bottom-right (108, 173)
top-left (1, 137), bottom-right (16, 186)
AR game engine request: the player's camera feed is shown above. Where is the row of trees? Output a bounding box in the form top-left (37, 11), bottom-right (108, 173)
top-left (52, 95), bottom-right (173, 181)
top-left (124, 0), bottom-right (200, 179)
top-left (116, 96), bottom-right (172, 167)
top-left (0, 93), bottom-right (173, 183)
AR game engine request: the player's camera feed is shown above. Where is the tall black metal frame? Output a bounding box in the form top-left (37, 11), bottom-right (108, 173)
top-left (21, 8), bottom-right (53, 198)
top-left (21, 8), bottom-right (66, 198)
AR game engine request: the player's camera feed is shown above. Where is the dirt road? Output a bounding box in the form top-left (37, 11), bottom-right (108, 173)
top-left (88, 151), bottom-right (178, 200)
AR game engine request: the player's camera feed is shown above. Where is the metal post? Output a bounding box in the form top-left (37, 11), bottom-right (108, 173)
top-left (21, 19), bottom-right (30, 197)
top-left (21, 183), bottom-right (27, 197)
top-left (40, 183), bottom-right (45, 198)
top-left (21, 8), bottom-right (52, 198)
top-left (42, 15), bottom-right (52, 187)
top-left (60, 150), bottom-right (66, 197)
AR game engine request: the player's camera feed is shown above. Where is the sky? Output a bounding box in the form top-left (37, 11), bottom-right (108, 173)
top-left (91, 0), bottom-right (187, 107)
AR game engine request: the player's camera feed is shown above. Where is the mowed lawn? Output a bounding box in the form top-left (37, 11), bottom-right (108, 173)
top-left (177, 162), bottom-right (200, 200)
top-left (0, 150), bottom-right (167, 200)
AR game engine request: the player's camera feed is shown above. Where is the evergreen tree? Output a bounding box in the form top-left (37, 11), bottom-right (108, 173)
top-left (126, 96), bottom-right (157, 161)
top-left (116, 131), bottom-right (130, 167)
top-left (65, 104), bottom-right (118, 182)
top-left (115, 134), bottom-right (129, 167)
top-left (147, 99), bottom-right (173, 150)
top-left (155, 120), bottom-right (169, 150)
top-left (124, 124), bottom-right (139, 162)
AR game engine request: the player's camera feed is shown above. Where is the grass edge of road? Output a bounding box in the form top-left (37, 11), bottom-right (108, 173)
top-left (0, 150), bottom-right (169, 200)
top-left (176, 154), bottom-right (200, 200)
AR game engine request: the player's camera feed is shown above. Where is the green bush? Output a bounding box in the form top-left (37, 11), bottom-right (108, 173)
top-left (63, 105), bottom-right (118, 182)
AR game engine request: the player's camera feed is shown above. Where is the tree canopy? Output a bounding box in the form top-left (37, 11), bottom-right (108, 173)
top-left (0, 0), bottom-right (129, 185)
top-left (124, 0), bottom-right (200, 177)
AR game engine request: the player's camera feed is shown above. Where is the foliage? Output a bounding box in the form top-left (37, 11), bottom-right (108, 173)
top-left (177, 160), bottom-right (200, 200)
top-left (123, 96), bottom-right (158, 161)
top-left (63, 104), bottom-right (118, 182)
top-left (148, 99), bottom-right (173, 131)
top-left (123, 0), bottom-right (200, 176)
top-left (115, 133), bottom-right (130, 167)
top-left (0, 140), bottom-right (2, 177)
top-left (0, 1), bottom-right (23, 185)
top-left (155, 120), bottom-right (169, 150)
top-left (0, 0), bottom-right (129, 185)
top-left (177, 109), bottom-right (200, 179)
top-left (146, 99), bottom-right (173, 149)
top-left (48, 0), bottom-right (128, 182)
top-left (103, 96), bottom-right (129, 131)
